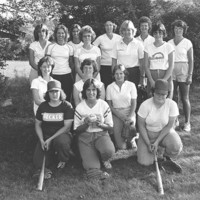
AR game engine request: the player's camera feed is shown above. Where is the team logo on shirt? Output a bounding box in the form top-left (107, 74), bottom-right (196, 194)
top-left (150, 52), bottom-right (164, 62)
top-left (42, 113), bottom-right (64, 121)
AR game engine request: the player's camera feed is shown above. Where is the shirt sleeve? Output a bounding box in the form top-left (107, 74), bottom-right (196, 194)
top-left (106, 85), bottom-right (112, 101)
top-left (30, 78), bottom-right (39, 89)
top-left (130, 82), bottom-right (137, 99)
top-left (138, 41), bottom-right (144, 59)
top-left (29, 42), bottom-right (36, 51)
top-left (169, 100), bottom-right (179, 117)
top-left (68, 44), bottom-right (74, 56)
top-left (111, 43), bottom-right (117, 59)
top-left (137, 100), bottom-right (149, 119)
top-left (93, 36), bottom-right (101, 47)
top-left (36, 103), bottom-right (43, 121)
top-left (95, 46), bottom-right (101, 57)
top-left (167, 43), bottom-right (175, 54)
top-left (186, 39), bottom-right (193, 50)
top-left (74, 48), bottom-right (80, 58)
top-left (63, 101), bottom-right (74, 120)
top-left (46, 43), bottom-right (54, 56)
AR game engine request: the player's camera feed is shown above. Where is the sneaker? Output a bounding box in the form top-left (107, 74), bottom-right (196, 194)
top-left (57, 161), bottom-right (66, 169)
top-left (162, 156), bottom-right (182, 173)
top-left (103, 161), bottom-right (112, 169)
top-left (174, 118), bottom-right (179, 129)
top-left (183, 123), bottom-right (191, 132)
top-left (100, 172), bottom-right (110, 180)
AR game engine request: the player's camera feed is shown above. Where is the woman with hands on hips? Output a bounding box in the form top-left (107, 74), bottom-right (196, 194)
top-left (106, 64), bottom-right (137, 151)
top-left (74, 78), bottom-right (115, 179)
top-left (33, 80), bottom-right (74, 179)
top-left (137, 79), bottom-right (183, 172)
top-left (168, 20), bottom-right (193, 132)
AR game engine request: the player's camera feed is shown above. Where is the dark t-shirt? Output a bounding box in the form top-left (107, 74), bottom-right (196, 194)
top-left (36, 100), bottom-right (74, 138)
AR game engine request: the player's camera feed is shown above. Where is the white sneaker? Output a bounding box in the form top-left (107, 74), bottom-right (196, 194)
top-left (57, 161), bottom-right (66, 169)
top-left (183, 123), bottom-right (191, 132)
top-left (103, 161), bottom-right (112, 169)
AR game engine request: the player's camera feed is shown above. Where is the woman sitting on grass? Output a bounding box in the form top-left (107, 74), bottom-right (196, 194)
top-left (74, 78), bottom-right (115, 179)
top-left (73, 58), bottom-right (105, 107)
top-left (31, 56), bottom-right (55, 115)
top-left (137, 79), bottom-right (183, 173)
top-left (33, 80), bottom-right (74, 179)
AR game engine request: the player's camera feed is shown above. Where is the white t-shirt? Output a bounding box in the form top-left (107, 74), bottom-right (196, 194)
top-left (31, 76), bottom-right (54, 115)
top-left (138, 97), bottom-right (179, 132)
top-left (136, 35), bottom-right (155, 49)
top-left (29, 41), bottom-right (51, 65)
top-left (111, 38), bottom-right (144, 68)
top-left (93, 33), bottom-right (121, 66)
top-left (46, 43), bottom-right (73, 75)
top-left (74, 45), bottom-right (101, 81)
top-left (106, 81), bottom-right (137, 108)
top-left (74, 99), bottom-right (113, 132)
top-left (68, 41), bottom-right (83, 52)
top-left (145, 42), bottom-right (174, 70)
top-left (74, 79), bottom-right (104, 102)
top-left (168, 38), bottom-right (192, 62)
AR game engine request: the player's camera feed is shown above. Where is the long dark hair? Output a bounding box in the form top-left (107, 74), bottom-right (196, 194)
top-left (34, 24), bottom-right (48, 41)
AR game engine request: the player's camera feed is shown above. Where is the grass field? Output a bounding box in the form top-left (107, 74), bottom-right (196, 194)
top-left (0, 63), bottom-right (200, 200)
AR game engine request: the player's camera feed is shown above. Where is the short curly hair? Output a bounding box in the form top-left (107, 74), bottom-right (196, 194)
top-left (54, 24), bottom-right (69, 43)
top-left (138, 16), bottom-right (152, 33)
top-left (171, 20), bottom-right (188, 36)
top-left (81, 78), bottom-right (101, 100)
top-left (34, 24), bottom-right (48, 41)
top-left (79, 25), bottom-right (96, 42)
top-left (80, 58), bottom-right (98, 74)
top-left (152, 23), bottom-right (167, 38)
top-left (112, 64), bottom-right (129, 81)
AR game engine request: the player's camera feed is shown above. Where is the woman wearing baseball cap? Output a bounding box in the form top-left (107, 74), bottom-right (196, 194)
top-left (33, 80), bottom-right (74, 179)
top-left (137, 79), bottom-right (183, 173)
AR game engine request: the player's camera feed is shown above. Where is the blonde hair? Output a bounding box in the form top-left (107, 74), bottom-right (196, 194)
top-left (119, 20), bottom-right (137, 36)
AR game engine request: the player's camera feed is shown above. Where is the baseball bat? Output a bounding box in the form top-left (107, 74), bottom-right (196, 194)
top-left (154, 152), bottom-right (164, 195)
top-left (36, 152), bottom-right (46, 191)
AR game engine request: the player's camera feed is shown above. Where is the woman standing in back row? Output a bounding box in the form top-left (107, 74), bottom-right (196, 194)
top-left (46, 24), bottom-right (74, 102)
top-left (111, 20), bottom-right (144, 89)
top-left (144, 23), bottom-right (174, 98)
top-left (74, 25), bottom-right (101, 82)
top-left (168, 20), bottom-right (193, 132)
top-left (93, 21), bottom-right (121, 88)
top-left (29, 24), bottom-right (51, 83)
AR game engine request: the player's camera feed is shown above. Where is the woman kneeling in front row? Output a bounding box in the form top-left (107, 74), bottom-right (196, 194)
top-left (74, 78), bottom-right (115, 179)
top-left (137, 79), bottom-right (183, 172)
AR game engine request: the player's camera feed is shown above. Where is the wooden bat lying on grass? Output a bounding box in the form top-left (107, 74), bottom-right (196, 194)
top-left (36, 152), bottom-right (46, 191)
top-left (154, 152), bottom-right (164, 195)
